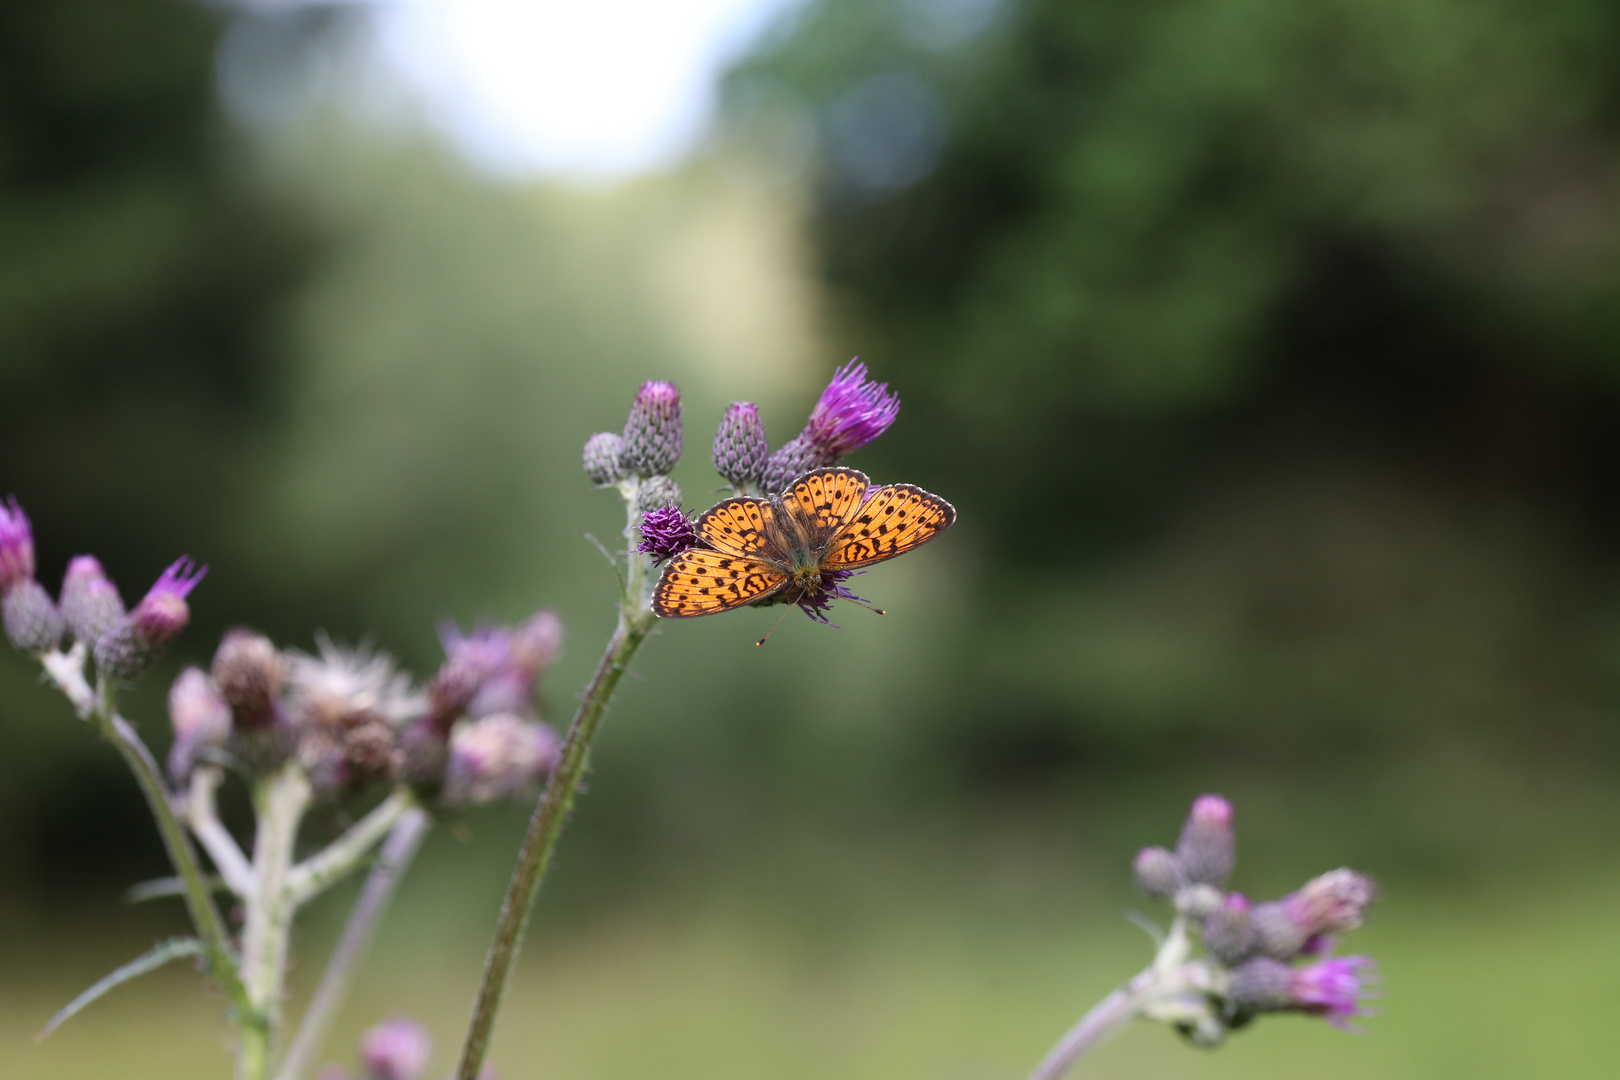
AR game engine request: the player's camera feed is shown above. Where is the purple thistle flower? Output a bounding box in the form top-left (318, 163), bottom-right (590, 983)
top-left (1292, 956), bottom-right (1378, 1029)
top-left (636, 506), bottom-right (698, 564)
top-left (0, 496), bottom-right (36, 595)
top-left (94, 557), bottom-right (207, 679)
top-left (359, 1017), bottom-right (432, 1080)
top-left (1253, 868), bottom-right (1378, 959)
top-left (760, 434), bottom-right (822, 494)
top-left (2, 579), bottom-right (63, 653)
top-left (443, 713), bottom-right (562, 806)
top-left (803, 359), bottom-right (900, 460)
top-left (795, 569), bottom-right (868, 626)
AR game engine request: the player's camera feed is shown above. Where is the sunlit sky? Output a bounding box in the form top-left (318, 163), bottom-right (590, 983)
top-left (363, 0), bottom-right (802, 177)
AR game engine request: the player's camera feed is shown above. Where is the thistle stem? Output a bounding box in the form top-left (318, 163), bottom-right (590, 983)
top-left (453, 487), bottom-right (656, 1080)
top-left (188, 767), bottom-right (257, 897)
top-left (90, 699), bottom-right (254, 1025)
top-left (285, 788), bottom-right (415, 906)
top-left (1023, 972), bottom-right (1157, 1080)
top-left (275, 808), bottom-right (432, 1080)
top-left (239, 766), bottom-right (313, 1080)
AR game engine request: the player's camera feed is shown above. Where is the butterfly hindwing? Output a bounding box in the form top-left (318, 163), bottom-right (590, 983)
top-left (822, 484), bottom-right (955, 569)
top-left (651, 548), bottom-right (790, 618)
top-left (695, 498), bottom-right (778, 559)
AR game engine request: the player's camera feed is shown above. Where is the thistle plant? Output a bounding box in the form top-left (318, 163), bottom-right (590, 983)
top-left (5, 363), bottom-right (1386, 1079)
top-left (1025, 795), bottom-right (1379, 1079)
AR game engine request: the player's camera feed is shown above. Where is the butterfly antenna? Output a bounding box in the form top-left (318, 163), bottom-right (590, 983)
top-left (755, 608), bottom-right (793, 646)
top-left (846, 596), bottom-right (887, 616)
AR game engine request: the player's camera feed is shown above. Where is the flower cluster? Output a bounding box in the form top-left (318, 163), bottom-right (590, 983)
top-left (587, 362), bottom-right (902, 574)
top-left (166, 610), bottom-right (562, 807)
top-left (1, 496), bottom-right (205, 677)
top-left (1129, 795), bottom-right (1378, 1046)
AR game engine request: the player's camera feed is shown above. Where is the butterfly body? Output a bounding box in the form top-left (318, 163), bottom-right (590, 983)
top-left (650, 467), bottom-right (955, 620)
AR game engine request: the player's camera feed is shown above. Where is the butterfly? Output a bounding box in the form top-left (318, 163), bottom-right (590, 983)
top-left (651, 467), bottom-right (955, 624)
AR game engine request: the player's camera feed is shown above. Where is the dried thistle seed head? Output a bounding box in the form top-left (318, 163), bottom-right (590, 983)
top-left (582, 431), bottom-right (627, 484)
top-left (60, 555), bottom-right (124, 648)
top-left (712, 401), bottom-right (769, 490)
top-left (636, 475), bottom-right (683, 512)
top-left (3, 579), bottom-right (63, 653)
top-left (441, 713), bottom-right (561, 806)
top-left (619, 380), bottom-right (683, 477)
top-left (96, 558), bottom-right (206, 679)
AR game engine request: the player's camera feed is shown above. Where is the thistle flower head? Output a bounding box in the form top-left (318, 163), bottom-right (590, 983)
top-left (1133, 846), bottom-right (1185, 900)
top-left (94, 557), bottom-right (207, 679)
top-left (166, 667), bottom-right (230, 784)
top-left (635, 507), bottom-right (698, 564)
top-left (437, 613), bottom-right (563, 720)
top-left (60, 555), bottom-right (124, 647)
top-left (288, 636), bottom-right (418, 730)
top-left (796, 569), bottom-right (868, 625)
top-left (760, 434), bottom-right (820, 495)
top-left (1176, 793), bottom-right (1235, 887)
top-left (636, 475), bottom-right (683, 512)
top-left (1292, 956), bottom-right (1378, 1028)
top-left (443, 713), bottom-right (562, 806)
top-left (713, 401), bottom-right (769, 490)
top-left (582, 431), bottom-right (627, 485)
top-left (619, 380), bottom-right (683, 477)
top-left (3, 579), bottom-right (63, 653)
top-left (1203, 892), bottom-right (1256, 966)
top-left (1289, 869), bottom-right (1379, 936)
top-left (803, 359), bottom-right (899, 460)
top-left (212, 628), bottom-right (286, 730)
top-left (359, 1017), bottom-right (432, 1080)
top-left (0, 496), bottom-right (35, 595)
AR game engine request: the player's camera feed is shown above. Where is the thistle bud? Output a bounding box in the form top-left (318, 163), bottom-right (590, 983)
top-left (0, 496), bottom-right (36, 596)
top-left (1226, 956), bottom-right (1295, 1012)
top-left (511, 610), bottom-right (563, 679)
top-left (1253, 869), bottom-right (1377, 960)
top-left (359, 1017), bottom-right (432, 1080)
top-left (619, 380), bottom-right (683, 477)
top-left (94, 558), bottom-right (207, 679)
top-left (1176, 794), bottom-right (1235, 886)
top-left (394, 716), bottom-right (450, 794)
top-left (760, 434), bottom-right (819, 494)
top-left (212, 629), bottom-right (286, 732)
top-left (60, 555), bottom-right (125, 647)
top-left (442, 713), bottom-right (561, 806)
top-left (3, 579), bottom-right (64, 653)
top-left (582, 431), bottom-right (627, 485)
top-left (712, 402), bottom-right (769, 490)
top-left (427, 655), bottom-right (481, 730)
top-left (636, 475), bottom-right (683, 511)
top-left (167, 667), bottom-right (230, 784)
top-left (1203, 892), bottom-right (1256, 966)
top-left (1132, 846), bottom-right (1184, 900)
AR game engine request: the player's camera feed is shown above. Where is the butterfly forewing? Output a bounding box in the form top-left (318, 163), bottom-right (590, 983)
top-left (651, 548), bottom-right (790, 618)
top-left (695, 498), bottom-right (780, 560)
top-left (785, 468), bottom-right (871, 547)
top-left (823, 484), bottom-right (955, 569)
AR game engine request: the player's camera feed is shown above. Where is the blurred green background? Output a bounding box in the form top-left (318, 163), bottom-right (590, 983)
top-left (3, 0), bottom-right (1620, 1076)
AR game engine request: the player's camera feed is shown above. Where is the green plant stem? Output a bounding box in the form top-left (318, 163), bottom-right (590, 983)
top-left (275, 807), bottom-right (432, 1080)
top-left (1024, 974), bottom-right (1157, 1080)
top-left (93, 702), bottom-right (254, 1023)
top-left (453, 488), bottom-right (656, 1080)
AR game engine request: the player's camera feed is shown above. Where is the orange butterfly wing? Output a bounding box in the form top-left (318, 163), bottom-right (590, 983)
top-left (651, 548), bottom-right (789, 618)
top-left (782, 467), bottom-right (870, 545)
top-left (694, 498), bottom-right (779, 559)
top-left (822, 484), bottom-right (956, 570)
